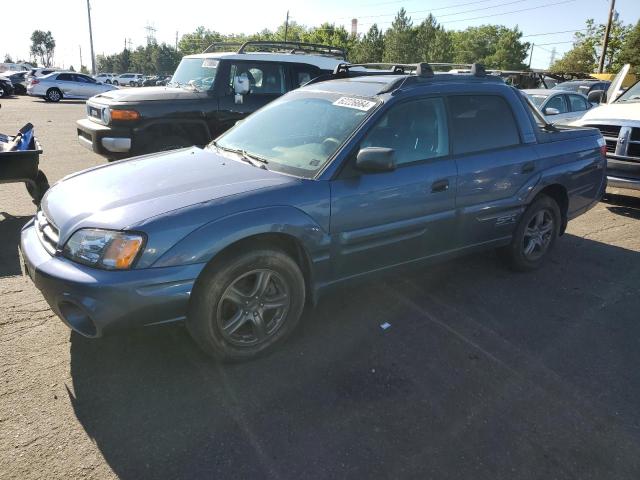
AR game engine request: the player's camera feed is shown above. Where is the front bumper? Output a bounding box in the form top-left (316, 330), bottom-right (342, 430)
top-left (20, 219), bottom-right (205, 337)
top-left (76, 118), bottom-right (132, 157)
top-left (606, 155), bottom-right (640, 191)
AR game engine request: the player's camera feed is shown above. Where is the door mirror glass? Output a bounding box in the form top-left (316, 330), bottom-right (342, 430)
top-left (543, 107), bottom-right (560, 115)
top-left (356, 147), bottom-right (396, 173)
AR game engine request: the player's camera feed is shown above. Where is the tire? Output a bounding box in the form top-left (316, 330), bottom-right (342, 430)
top-left (500, 194), bottom-right (561, 271)
top-left (187, 248), bottom-right (306, 362)
top-left (113, 80), bottom-right (119, 86)
top-left (105, 80), bottom-right (111, 84)
top-left (129, 81), bottom-right (135, 87)
top-left (0, 86), bottom-right (5, 98)
top-left (25, 171), bottom-right (50, 206)
top-left (46, 88), bottom-right (62, 102)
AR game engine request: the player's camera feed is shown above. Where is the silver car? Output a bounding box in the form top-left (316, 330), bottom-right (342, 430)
top-left (27, 72), bottom-right (117, 102)
top-left (524, 89), bottom-right (594, 125)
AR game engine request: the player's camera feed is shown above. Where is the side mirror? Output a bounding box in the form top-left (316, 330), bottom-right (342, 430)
top-left (356, 147), bottom-right (396, 173)
top-left (543, 107), bottom-right (560, 115)
top-left (588, 90), bottom-right (605, 104)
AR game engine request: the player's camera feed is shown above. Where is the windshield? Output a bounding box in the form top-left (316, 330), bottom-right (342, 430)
top-left (529, 94), bottom-right (548, 108)
top-left (169, 57), bottom-right (218, 91)
top-left (213, 91), bottom-right (379, 178)
top-left (615, 81), bottom-right (640, 103)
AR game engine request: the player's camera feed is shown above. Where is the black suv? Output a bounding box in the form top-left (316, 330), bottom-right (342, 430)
top-left (77, 41), bottom-right (347, 159)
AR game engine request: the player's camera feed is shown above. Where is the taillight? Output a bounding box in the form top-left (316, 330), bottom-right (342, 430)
top-left (597, 136), bottom-right (607, 157)
top-left (30, 79), bottom-right (40, 85)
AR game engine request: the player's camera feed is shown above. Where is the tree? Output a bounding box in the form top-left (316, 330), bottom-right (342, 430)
top-left (351, 24), bottom-right (384, 63)
top-left (383, 8), bottom-right (416, 64)
top-left (80, 65), bottom-right (90, 74)
top-left (30, 30), bottom-right (56, 67)
top-left (618, 20), bottom-right (640, 74)
top-left (451, 25), bottom-right (529, 69)
top-left (178, 27), bottom-right (222, 55)
top-left (3, 54), bottom-right (13, 63)
top-left (551, 18), bottom-right (631, 73)
top-left (414, 14), bottom-right (452, 63)
top-left (69, 65), bottom-right (75, 72)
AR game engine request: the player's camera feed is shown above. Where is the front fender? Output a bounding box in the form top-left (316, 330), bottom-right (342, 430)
top-left (152, 206), bottom-right (331, 271)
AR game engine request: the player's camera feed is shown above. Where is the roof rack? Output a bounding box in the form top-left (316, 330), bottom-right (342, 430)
top-left (305, 61), bottom-right (502, 93)
top-left (202, 40), bottom-right (347, 59)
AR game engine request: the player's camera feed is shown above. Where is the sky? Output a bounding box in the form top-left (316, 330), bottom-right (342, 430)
top-left (1, 0), bottom-right (639, 71)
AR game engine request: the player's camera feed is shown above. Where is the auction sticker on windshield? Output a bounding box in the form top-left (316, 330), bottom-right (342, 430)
top-left (333, 97), bottom-right (377, 111)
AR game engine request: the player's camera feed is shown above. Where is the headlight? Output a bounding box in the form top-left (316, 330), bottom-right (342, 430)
top-left (102, 106), bottom-right (111, 124)
top-left (63, 229), bottom-right (145, 270)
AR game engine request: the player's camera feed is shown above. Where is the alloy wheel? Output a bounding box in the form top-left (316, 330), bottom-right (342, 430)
top-left (216, 269), bottom-right (291, 347)
top-left (522, 209), bottom-right (554, 260)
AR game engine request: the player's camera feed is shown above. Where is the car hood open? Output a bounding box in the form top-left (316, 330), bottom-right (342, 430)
top-left (41, 147), bottom-right (296, 244)
top-left (93, 86), bottom-right (203, 102)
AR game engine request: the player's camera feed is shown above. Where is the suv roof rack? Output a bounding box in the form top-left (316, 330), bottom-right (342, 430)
top-left (202, 40), bottom-right (347, 59)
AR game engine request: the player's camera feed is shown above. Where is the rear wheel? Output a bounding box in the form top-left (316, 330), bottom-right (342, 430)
top-left (187, 248), bottom-right (306, 362)
top-left (113, 80), bottom-right (119, 86)
top-left (500, 195), bottom-right (561, 271)
top-left (46, 88), bottom-right (62, 102)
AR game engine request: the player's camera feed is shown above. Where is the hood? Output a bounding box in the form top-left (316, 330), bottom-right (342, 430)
top-left (92, 86), bottom-right (202, 103)
top-left (576, 102), bottom-right (640, 124)
top-left (41, 147), bottom-right (296, 244)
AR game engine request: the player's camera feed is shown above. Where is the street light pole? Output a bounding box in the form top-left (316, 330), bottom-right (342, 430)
top-left (86, 0), bottom-right (96, 75)
top-left (598, 0), bottom-right (616, 73)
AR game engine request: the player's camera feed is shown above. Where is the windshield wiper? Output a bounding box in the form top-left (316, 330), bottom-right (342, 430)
top-left (212, 142), bottom-right (268, 169)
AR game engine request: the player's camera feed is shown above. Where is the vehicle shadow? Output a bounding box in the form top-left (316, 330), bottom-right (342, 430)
top-left (0, 212), bottom-right (30, 278)
top-left (33, 99), bottom-right (87, 105)
top-left (603, 192), bottom-right (640, 220)
top-left (68, 234), bottom-right (640, 479)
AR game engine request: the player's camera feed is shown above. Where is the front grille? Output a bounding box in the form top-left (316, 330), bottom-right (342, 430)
top-left (631, 128), bottom-right (640, 142)
top-left (35, 210), bottom-right (59, 255)
top-left (592, 124), bottom-right (621, 138)
top-left (628, 143), bottom-right (640, 158)
top-left (605, 140), bottom-right (617, 153)
top-left (86, 102), bottom-right (106, 125)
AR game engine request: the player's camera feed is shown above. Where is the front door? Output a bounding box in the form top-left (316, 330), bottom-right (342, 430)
top-left (215, 60), bottom-right (289, 137)
top-left (330, 97), bottom-right (457, 280)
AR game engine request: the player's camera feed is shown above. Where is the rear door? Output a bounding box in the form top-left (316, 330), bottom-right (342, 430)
top-left (215, 60), bottom-right (290, 136)
top-left (450, 94), bottom-right (540, 247)
top-left (330, 97), bottom-right (457, 279)
top-left (55, 73), bottom-right (76, 97)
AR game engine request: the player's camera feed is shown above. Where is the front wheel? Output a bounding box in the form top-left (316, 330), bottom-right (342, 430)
top-left (113, 80), bottom-right (119, 86)
top-left (187, 248), bottom-right (306, 362)
top-left (500, 195), bottom-right (561, 271)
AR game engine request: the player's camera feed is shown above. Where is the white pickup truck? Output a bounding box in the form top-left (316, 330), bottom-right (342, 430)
top-left (573, 65), bottom-right (640, 191)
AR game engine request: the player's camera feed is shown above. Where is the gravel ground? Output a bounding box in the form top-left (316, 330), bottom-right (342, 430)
top-left (1, 95), bottom-right (640, 480)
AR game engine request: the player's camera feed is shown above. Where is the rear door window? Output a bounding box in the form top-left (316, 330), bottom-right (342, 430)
top-left (545, 94), bottom-right (568, 113)
top-left (448, 95), bottom-right (520, 156)
top-left (292, 64), bottom-right (321, 88)
top-left (57, 73), bottom-right (73, 81)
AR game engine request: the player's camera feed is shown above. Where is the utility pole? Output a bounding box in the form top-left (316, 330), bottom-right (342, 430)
top-left (175, 31), bottom-right (179, 51)
top-left (598, 0), bottom-right (616, 73)
top-left (549, 47), bottom-right (557, 67)
top-left (86, 0), bottom-right (96, 75)
top-left (284, 11), bottom-right (289, 42)
top-left (528, 43), bottom-right (534, 68)
top-left (79, 46), bottom-right (83, 71)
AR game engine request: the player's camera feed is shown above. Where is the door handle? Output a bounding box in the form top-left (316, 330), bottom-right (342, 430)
top-left (522, 162), bottom-right (535, 174)
top-left (431, 179), bottom-right (449, 193)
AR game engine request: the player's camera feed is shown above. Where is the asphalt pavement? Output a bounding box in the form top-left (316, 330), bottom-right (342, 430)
top-left (1, 96), bottom-right (640, 479)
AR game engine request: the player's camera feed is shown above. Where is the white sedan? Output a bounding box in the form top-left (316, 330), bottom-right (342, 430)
top-left (27, 72), bottom-right (117, 102)
top-left (523, 89), bottom-right (594, 125)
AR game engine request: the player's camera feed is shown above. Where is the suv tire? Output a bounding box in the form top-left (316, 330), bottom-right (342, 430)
top-left (46, 88), bottom-right (62, 102)
top-left (501, 194), bottom-right (561, 271)
top-left (187, 248), bottom-right (306, 362)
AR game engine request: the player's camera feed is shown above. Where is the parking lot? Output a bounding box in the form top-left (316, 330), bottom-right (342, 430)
top-left (1, 95), bottom-right (640, 479)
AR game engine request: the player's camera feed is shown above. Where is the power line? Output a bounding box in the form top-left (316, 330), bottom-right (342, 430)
top-left (522, 28), bottom-right (587, 38)
top-left (355, 0), bottom-right (577, 28)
